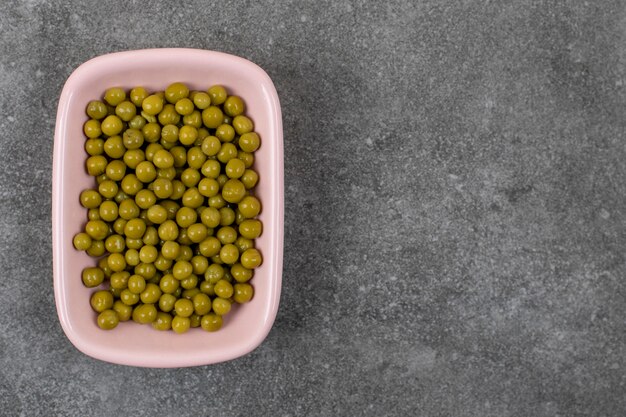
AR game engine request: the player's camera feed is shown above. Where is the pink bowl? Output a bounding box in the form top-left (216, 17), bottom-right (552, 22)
top-left (52, 49), bottom-right (283, 367)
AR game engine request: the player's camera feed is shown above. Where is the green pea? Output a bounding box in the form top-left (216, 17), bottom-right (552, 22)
top-left (186, 147), bottom-right (206, 170)
top-left (107, 253), bottom-right (127, 272)
top-left (214, 279), bottom-right (234, 299)
top-left (176, 206), bottom-right (197, 228)
top-left (237, 150), bottom-right (255, 168)
top-left (152, 312), bottom-right (173, 331)
top-left (160, 240), bottom-right (181, 260)
top-left (201, 136), bottom-right (221, 157)
top-left (106, 160), bottom-right (126, 181)
top-left (124, 218), bottom-right (146, 239)
top-left (85, 138), bottom-right (104, 155)
top-left (239, 219), bottom-right (263, 239)
top-left (128, 115), bottom-right (147, 130)
top-left (104, 234), bottom-right (125, 253)
top-left (142, 226), bottom-right (159, 246)
top-left (170, 146), bottom-right (187, 167)
top-left (187, 223), bottom-right (208, 243)
top-left (113, 300), bottom-right (133, 322)
top-left (80, 189), bottom-right (101, 209)
top-left (165, 82), bottom-right (189, 103)
top-left (123, 149), bottom-right (145, 169)
top-left (123, 128), bottom-right (144, 150)
top-left (120, 289), bottom-right (140, 306)
top-left (140, 283), bottom-right (162, 304)
top-left (183, 110), bottom-right (202, 128)
top-left (142, 122), bottom-right (161, 142)
top-left (85, 220), bottom-right (109, 240)
top-left (98, 180), bottom-right (119, 199)
top-left (221, 179), bottom-right (246, 203)
top-left (208, 194), bottom-right (227, 209)
top-left (125, 248), bottom-right (140, 266)
top-left (101, 115), bottom-right (124, 136)
top-left (219, 208), bottom-right (235, 225)
top-left (135, 161), bottom-right (157, 183)
top-left (217, 143), bottom-right (238, 163)
top-left (135, 262), bottom-right (157, 279)
top-left (158, 220), bottom-right (179, 241)
top-left (241, 169), bottom-right (259, 189)
top-left (212, 297), bottom-right (231, 315)
top-left (190, 255), bottom-right (209, 275)
top-left (216, 226), bottom-right (237, 244)
top-left (216, 123), bottom-right (235, 142)
top-left (238, 132), bottom-right (260, 152)
top-left (201, 313), bottom-right (222, 331)
top-left (90, 290), bottom-right (114, 313)
top-left (200, 207), bottom-right (221, 228)
top-left (87, 208), bottom-right (100, 221)
top-left (139, 245), bottom-right (158, 264)
top-left (159, 275), bottom-right (180, 295)
top-left (86, 100), bottom-right (108, 119)
top-left (125, 237), bottom-right (143, 250)
top-left (193, 91), bottom-right (211, 109)
top-left (132, 303), bottom-right (157, 323)
top-left (115, 101), bottom-right (136, 122)
top-left (201, 106), bottom-right (223, 129)
top-left (152, 178), bottom-right (173, 199)
top-left (232, 115), bottom-right (253, 135)
top-left (225, 158), bottom-right (246, 179)
top-left (135, 189), bottom-right (157, 209)
top-left (86, 155), bottom-right (107, 176)
top-left (154, 254), bottom-right (173, 271)
top-left (173, 260), bottom-right (193, 280)
top-left (233, 283), bottom-right (254, 303)
top-left (170, 180), bottom-right (186, 200)
top-left (146, 204), bottom-right (168, 224)
top-left (103, 136), bottom-right (126, 159)
top-left (171, 316), bottom-right (190, 333)
top-left (86, 240), bottom-right (105, 257)
top-left (207, 85), bottom-right (227, 105)
top-left (97, 310), bottom-right (119, 330)
top-left (200, 281), bottom-right (215, 296)
top-left (240, 248), bottom-right (263, 269)
top-left (73, 232), bottom-right (92, 251)
top-left (142, 94), bottom-right (164, 116)
top-left (182, 187), bottom-right (204, 208)
top-left (130, 87), bottom-right (148, 107)
top-left (104, 87), bottom-right (126, 106)
top-left (161, 200), bottom-right (180, 220)
top-left (234, 236), bottom-right (254, 253)
top-left (231, 263), bottom-right (253, 283)
top-left (120, 174), bottom-right (143, 196)
top-left (83, 119), bottom-right (102, 139)
top-left (158, 104), bottom-right (181, 125)
top-left (219, 244), bottom-right (239, 265)
top-left (82, 267), bottom-right (104, 288)
top-left (223, 95), bottom-right (245, 117)
top-left (174, 298), bottom-right (194, 317)
top-left (179, 125), bottom-right (198, 146)
top-left (180, 168), bottom-right (201, 187)
top-left (175, 98), bottom-right (194, 116)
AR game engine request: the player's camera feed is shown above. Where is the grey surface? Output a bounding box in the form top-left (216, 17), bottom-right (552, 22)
top-left (1, 0), bottom-right (625, 415)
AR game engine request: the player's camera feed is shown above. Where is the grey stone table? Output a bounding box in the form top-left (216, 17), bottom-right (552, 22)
top-left (1, 1), bottom-right (624, 416)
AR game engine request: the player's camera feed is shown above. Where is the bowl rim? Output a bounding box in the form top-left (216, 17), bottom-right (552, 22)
top-left (52, 48), bottom-right (284, 367)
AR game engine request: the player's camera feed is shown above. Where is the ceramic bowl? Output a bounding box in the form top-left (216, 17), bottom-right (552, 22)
top-left (52, 48), bottom-right (283, 367)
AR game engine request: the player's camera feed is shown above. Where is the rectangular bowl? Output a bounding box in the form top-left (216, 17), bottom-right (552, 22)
top-left (52, 48), bottom-right (283, 367)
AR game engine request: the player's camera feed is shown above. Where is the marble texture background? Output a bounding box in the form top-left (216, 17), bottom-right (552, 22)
top-left (1, 0), bottom-right (625, 415)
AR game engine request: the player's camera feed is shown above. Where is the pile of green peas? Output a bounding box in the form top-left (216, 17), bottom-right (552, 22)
top-left (73, 82), bottom-right (263, 333)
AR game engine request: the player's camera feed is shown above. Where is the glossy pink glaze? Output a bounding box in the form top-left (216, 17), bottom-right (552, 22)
top-left (52, 49), bottom-right (283, 367)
